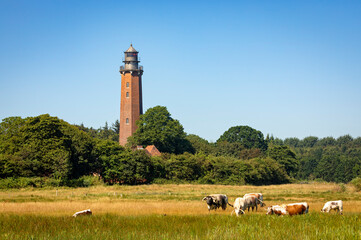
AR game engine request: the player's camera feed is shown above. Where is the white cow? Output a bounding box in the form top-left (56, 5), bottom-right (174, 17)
top-left (73, 209), bottom-right (92, 217)
top-left (321, 200), bottom-right (343, 214)
top-left (232, 195), bottom-right (258, 216)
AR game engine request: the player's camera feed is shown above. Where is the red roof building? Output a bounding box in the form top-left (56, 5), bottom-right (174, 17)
top-left (144, 145), bottom-right (161, 157)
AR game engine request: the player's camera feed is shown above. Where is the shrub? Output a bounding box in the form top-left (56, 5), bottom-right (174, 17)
top-left (350, 177), bottom-right (361, 191)
top-left (78, 175), bottom-right (104, 187)
top-left (0, 176), bottom-right (104, 189)
top-left (0, 177), bottom-right (44, 189)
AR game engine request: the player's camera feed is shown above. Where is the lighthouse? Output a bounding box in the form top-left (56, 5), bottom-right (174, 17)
top-left (119, 44), bottom-right (143, 146)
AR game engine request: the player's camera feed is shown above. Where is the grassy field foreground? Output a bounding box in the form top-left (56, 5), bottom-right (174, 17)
top-left (1, 183), bottom-right (361, 239)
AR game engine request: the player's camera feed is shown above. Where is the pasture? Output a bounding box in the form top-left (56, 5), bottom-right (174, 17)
top-left (1, 183), bottom-right (361, 239)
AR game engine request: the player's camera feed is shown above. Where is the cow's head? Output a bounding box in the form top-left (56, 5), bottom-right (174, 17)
top-left (202, 196), bottom-right (214, 205)
top-left (266, 206), bottom-right (274, 215)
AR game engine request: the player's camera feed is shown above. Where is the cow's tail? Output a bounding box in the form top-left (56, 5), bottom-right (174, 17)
top-left (227, 202), bottom-right (234, 208)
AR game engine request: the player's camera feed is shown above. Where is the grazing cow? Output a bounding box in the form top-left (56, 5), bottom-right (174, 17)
top-left (284, 202), bottom-right (309, 216)
top-left (266, 205), bottom-right (288, 216)
top-left (321, 200), bottom-right (343, 214)
top-left (243, 193), bottom-right (265, 207)
top-left (267, 202), bottom-right (309, 216)
top-left (202, 194), bottom-right (233, 211)
top-left (72, 209), bottom-right (92, 217)
top-left (232, 195), bottom-right (259, 216)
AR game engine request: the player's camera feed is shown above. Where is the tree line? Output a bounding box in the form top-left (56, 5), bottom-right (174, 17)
top-left (0, 106), bottom-right (360, 188)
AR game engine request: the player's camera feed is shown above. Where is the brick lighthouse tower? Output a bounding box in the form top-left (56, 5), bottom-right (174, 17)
top-left (119, 44), bottom-right (143, 146)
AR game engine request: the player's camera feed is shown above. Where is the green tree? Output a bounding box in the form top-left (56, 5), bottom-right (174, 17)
top-left (300, 136), bottom-right (319, 148)
top-left (217, 125), bottom-right (267, 151)
top-left (267, 145), bottom-right (298, 176)
top-left (0, 114), bottom-right (96, 180)
top-left (213, 141), bottom-right (245, 158)
top-left (337, 135), bottom-right (353, 146)
top-left (186, 134), bottom-right (214, 155)
top-left (315, 152), bottom-right (340, 182)
top-left (76, 120), bottom-right (120, 142)
top-left (98, 141), bottom-right (154, 184)
top-left (164, 153), bottom-right (202, 181)
top-left (244, 157), bottom-right (290, 185)
top-left (296, 147), bottom-right (323, 180)
top-left (353, 137), bottom-right (361, 147)
top-left (200, 155), bottom-right (247, 185)
top-left (284, 137), bottom-right (300, 148)
top-left (128, 106), bottom-right (194, 154)
top-left (315, 137), bottom-right (336, 147)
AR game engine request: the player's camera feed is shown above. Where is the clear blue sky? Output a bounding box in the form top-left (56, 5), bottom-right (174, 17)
top-left (1, 0), bottom-right (361, 142)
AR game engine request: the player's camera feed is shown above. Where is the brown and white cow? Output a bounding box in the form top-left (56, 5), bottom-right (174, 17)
top-left (232, 195), bottom-right (259, 216)
top-left (267, 202), bottom-right (309, 216)
top-left (202, 194), bottom-right (233, 211)
top-left (321, 200), bottom-right (343, 214)
top-left (243, 193), bottom-right (265, 207)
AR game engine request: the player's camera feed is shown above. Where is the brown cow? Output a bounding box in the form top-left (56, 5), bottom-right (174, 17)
top-left (284, 203), bottom-right (308, 216)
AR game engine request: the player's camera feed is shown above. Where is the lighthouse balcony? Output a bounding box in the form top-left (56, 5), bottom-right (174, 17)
top-left (120, 65), bottom-right (143, 70)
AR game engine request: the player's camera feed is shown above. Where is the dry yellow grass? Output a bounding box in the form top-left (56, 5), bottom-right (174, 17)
top-left (1, 183), bottom-right (360, 216)
top-left (0, 201), bottom-right (207, 216)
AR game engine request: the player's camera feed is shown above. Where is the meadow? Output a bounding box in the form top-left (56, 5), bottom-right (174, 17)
top-left (1, 183), bottom-right (361, 239)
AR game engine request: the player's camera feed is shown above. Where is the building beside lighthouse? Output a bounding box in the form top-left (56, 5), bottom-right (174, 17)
top-left (119, 44), bottom-right (143, 146)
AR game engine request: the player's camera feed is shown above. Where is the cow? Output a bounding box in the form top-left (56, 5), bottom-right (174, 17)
top-left (267, 202), bottom-right (309, 216)
top-left (243, 193), bottom-right (265, 207)
top-left (72, 209), bottom-right (92, 217)
top-left (232, 195), bottom-right (259, 216)
top-left (266, 205), bottom-right (288, 216)
top-left (321, 200), bottom-right (343, 215)
top-left (284, 202), bottom-right (309, 216)
top-left (202, 194), bottom-right (233, 211)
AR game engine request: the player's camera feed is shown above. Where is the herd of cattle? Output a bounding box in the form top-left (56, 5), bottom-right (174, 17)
top-left (202, 193), bottom-right (343, 216)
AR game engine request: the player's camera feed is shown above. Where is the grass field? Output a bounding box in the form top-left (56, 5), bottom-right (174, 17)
top-left (1, 183), bottom-right (361, 239)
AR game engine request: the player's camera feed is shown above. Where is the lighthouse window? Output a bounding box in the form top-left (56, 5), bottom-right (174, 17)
top-left (126, 53), bottom-right (137, 57)
top-left (126, 92), bottom-right (129, 98)
top-left (126, 82), bottom-right (129, 87)
top-left (126, 118), bottom-right (129, 124)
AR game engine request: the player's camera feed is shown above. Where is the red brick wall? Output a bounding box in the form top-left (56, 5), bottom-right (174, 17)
top-left (119, 72), bottom-right (142, 145)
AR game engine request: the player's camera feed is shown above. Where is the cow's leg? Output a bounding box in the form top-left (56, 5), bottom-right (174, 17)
top-left (235, 210), bottom-right (239, 216)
